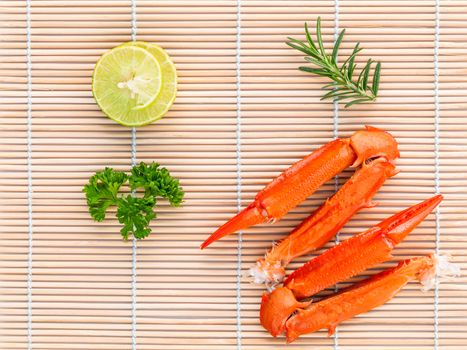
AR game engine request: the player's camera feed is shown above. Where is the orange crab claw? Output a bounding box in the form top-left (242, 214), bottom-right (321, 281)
top-left (259, 287), bottom-right (311, 337)
top-left (200, 203), bottom-right (265, 249)
top-left (376, 194), bottom-right (443, 243)
top-left (201, 127), bottom-right (399, 248)
top-left (284, 195), bottom-right (443, 299)
top-left (250, 157), bottom-right (398, 286)
top-left (285, 254), bottom-right (459, 343)
top-left (349, 125), bottom-right (400, 167)
top-left (259, 196), bottom-right (443, 336)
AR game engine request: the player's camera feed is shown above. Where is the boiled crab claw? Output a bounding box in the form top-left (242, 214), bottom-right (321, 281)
top-left (285, 254), bottom-right (459, 343)
top-left (260, 195), bottom-right (443, 337)
top-left (201, 126), bottom-right (399, 249)
top-left (250, 157), bottom-right (398, 286)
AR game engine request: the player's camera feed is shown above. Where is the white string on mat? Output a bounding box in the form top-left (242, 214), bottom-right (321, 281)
top-left (25, 0), bottom-right (34, 348)
top-left (131, 235), bottom-right (137, 350)
top-left (332, 1), bottom-right (340, 348)
top-left (433, 0), bottom-right (441, 348)
top-left (235, 0), bottom-right (243, 348)
top-left (131, 0), bottom-right (137, 42)
top-left (130, 1), bottom-right (138, 349)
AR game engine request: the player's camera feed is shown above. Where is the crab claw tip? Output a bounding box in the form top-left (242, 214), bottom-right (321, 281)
top-left (201, 203), bottom-right (265, 249)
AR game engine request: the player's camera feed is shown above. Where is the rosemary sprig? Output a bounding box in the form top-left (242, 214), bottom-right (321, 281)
top-left (287, 17), bottom-right (381, 108)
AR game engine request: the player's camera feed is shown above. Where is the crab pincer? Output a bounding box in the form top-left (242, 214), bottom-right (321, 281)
top-left (250, 157), bottom-right (398, 286)
top-left (201, 126), bottom-right (399, 249)
top-left (285, 194), bottom-right (444, 298)
top-left (285, 254), bottom-right (460, 343)
top-left (259, 195), bottom-right (443, 337)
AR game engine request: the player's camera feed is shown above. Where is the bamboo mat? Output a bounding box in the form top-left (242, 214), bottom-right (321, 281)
top-left (1, 0), bottom-right (467, 349)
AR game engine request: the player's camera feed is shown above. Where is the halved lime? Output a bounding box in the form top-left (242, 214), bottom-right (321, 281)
top-left (93, 45), bottom-right (161, 120)
top-left (92, 42), bottom-right (177, 127)
top-left (122, 41), bottom-right (178, 124)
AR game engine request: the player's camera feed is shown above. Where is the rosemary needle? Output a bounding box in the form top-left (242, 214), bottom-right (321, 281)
top-left (287, 17), bottom-right (381, 108)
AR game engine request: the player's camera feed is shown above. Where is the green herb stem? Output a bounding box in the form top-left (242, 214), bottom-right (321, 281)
top-left (287, 17), bottom-right (381, 108)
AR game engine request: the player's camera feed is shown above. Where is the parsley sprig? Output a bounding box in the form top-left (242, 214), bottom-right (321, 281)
top-left (83, 162), bottom-right (184, 240)
top-left (287, 17), bottom-right (381, 108)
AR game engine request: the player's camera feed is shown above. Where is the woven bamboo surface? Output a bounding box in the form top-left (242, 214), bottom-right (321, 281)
top-left (1, 0), bottom-right (467, 349)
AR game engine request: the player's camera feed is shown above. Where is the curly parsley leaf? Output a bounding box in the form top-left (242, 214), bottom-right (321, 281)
top-left (83, 168), bottom-right (128, 221)
top-left (117, 195), bottom-right (156, 240)
top-left (83, 162), bottom-right (184, 240)
top-left (129, 162), bottom-right (184, 206)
